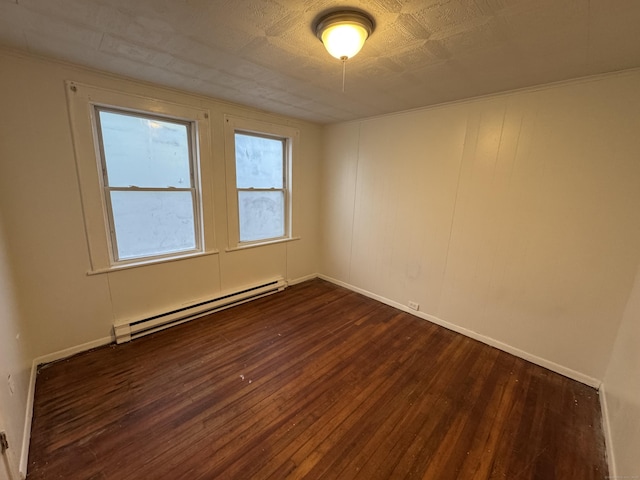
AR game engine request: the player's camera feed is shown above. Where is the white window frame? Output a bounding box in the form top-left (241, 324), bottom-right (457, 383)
top-left (223, 115), bottom-right (298, 250)
top-left (66, 81), bottom-right (216, 273)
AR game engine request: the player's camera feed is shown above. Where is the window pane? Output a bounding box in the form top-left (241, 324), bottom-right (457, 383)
top-left (99, 110), bottom-right (191, 188)
top-left (238, 190), bottom-right (284, 242)
top-left (110, 191), bottom-right (196, 260)
top-left (235, 133), bottom-right (283, 188)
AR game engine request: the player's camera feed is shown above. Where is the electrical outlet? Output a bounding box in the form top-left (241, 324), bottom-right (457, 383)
top-left (7, 375), bottom-right (15, 396)
top-left (408, 301), bottom-right (419, 311)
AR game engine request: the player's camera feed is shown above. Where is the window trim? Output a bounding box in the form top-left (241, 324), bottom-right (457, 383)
top-left (223, 115), bottom-right (298, 249)
top-left (66, 81), bottom-right (216, 273)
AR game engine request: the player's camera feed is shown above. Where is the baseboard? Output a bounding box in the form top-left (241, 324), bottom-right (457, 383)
top-left (287, 273), bottom-right (319, 286)
top-left (18, 361), bottom-right (37, 479)
top-left (318, 274), bottom-right (601, 389)
top-left (19, 336), bottom-right (113, 477)
top-left (31, 336), bottom-right (114, 367)
top-left (599, 383), bottom-right (617, 478)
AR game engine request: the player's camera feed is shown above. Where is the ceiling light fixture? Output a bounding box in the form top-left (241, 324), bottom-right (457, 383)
top-left (315, 10), bottom-right (374, 92)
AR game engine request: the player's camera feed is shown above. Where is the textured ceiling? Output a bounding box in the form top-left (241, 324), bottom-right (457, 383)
top-left (1, 0), bottom-right (640, 123)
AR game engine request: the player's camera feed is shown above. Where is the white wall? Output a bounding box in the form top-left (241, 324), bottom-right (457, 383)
top-left (0, 212), bottom-right (29, 480)
top-left (321, 70), bottom-right (640, 382)
top-left (603, 263), bottom-right (640, 476)
top-left (0, 48), bottom-right (321, 360)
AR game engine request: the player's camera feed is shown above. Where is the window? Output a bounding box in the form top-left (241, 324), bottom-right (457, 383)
top-left (67, 81), bottom-right (215, 272)
top-left (95, 109), bottom-right (200, 261)
top-left (224, 116), bottom-right (298, 249)
top-left (235, 132), bottom-right (286, 242)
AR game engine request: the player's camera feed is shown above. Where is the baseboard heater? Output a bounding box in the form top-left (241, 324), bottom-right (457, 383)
top-left (114, 277), bottom-right (287, 344)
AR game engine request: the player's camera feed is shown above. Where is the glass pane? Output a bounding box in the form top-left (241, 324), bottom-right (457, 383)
top-left (99, 110), bottom-right (192, 188)
top-left (235, 133), bottom-right (283, 188)
top-left (238, 190), bottom-right (284, 242)
top-left (110, 191), bottom-right (196, 260)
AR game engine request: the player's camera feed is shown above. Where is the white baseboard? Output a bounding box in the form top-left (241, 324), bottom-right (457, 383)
top-left (19, 336), bottom-right (113, 477)
top-left (30, 336), bottom-right (114, 367)
top-left (287, 273), bottom-right (319, 286)
top-left (18, 361), bottom-right (37, 479)
top-left (599, 383), bottom-right (616, 478)
top-left (318, 274), bottom-right (602, 389)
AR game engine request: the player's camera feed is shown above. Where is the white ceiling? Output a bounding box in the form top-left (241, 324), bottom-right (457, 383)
top-left (1, 0), bottom-right (640, 124)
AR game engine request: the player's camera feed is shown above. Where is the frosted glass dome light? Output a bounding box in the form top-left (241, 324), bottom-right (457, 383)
top-left (315, 11), bottom-right (374, 60)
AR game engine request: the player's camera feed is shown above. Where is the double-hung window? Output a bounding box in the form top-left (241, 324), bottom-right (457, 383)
top-left (224, 116), bottom-right (298, 248)
top-left (66, 81), bottom-right (214, 272)
top-left (235, 132), bottom-right (286, 242)
top-left (95, 108), bottom-right (200, 261)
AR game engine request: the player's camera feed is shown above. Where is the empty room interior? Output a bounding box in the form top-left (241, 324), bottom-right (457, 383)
top-left (1, 1), bottom-right (639, 479)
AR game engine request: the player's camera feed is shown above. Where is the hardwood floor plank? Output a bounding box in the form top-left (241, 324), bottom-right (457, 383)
top-left (27, 279), bottom-right (608, 480)
top-left (129, 304), bottom-right (398, 479)
top-left (168, 311), bottom-right (414, 479)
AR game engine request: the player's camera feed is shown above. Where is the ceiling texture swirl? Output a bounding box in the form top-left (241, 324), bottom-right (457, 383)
top-left (1, 0), bottom-right (640, 123)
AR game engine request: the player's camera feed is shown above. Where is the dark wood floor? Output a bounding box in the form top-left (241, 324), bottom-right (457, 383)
top-left (28, 279), bottom-right (608, 479)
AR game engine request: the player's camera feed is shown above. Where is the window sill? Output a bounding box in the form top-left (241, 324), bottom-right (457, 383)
top-left (86, 249), bottom-right (220, 275)
top-left (225, 236), bottom-right (300, 253)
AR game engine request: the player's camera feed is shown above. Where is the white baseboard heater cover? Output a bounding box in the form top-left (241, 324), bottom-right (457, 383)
top-left (114, 277), bottom-right (287, 344)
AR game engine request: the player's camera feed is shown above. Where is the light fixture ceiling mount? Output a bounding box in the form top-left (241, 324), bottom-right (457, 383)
top-left (315, 10), bottom-right (374, 61)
